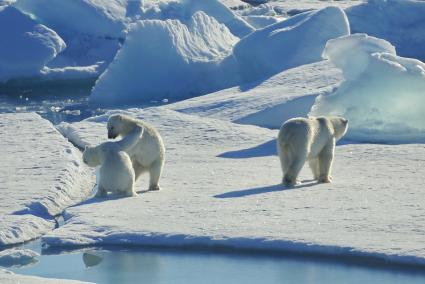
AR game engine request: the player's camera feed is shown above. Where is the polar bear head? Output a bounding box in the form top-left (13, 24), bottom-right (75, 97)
top-left (330, 116), bottom-right (349, 141)
top-left (82, 146), bottom-right (100, 167)
top-left (107, 114), bottom-right (136, 139)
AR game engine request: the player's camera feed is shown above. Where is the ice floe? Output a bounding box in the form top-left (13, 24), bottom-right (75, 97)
top-left (0, 268), bottom-right (93, 283)
top-left (0, 249), bottom-right (38, 268)
top-left (0, 113), bottom-right (94, 245)
top-left (45, 108), bottom-right (425, 266)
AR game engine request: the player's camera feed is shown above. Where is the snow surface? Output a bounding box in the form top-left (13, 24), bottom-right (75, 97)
top-left (0, 113), bottom-right (94, 246)
top-left (311, 34), bottom-right (425, 143)
top-left (240, 0), bottom-right (364, 14)
top-left (45, 107), bottom-right (425, 266)
top-left (347, 0), bottom-right (425, 61)
top-left (0, 6), bottom-right (65, 82)
top-left (169, 60), bottom-right (343, 129)
top-left (14, 0), bottom-right (128, 38)
top-left (233, 6), bottom-right (349, 83)
top-left (0, 249), bottom-right (38, 268)
top-left (13, 0), bottom-right (127, 70)
top-left (0, 269), bottom-right (93, 284)
top-left (12, 0), bottom-right (253, 70)
top-left (137, 0), bottom-right (254, 38)
top-left (90, 11), bottom-right (239, 106)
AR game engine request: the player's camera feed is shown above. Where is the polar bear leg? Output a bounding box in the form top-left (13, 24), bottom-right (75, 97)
top-left (318, 140), bottom-right (335, 183)
top-left (308, 158), bottom-right (320, 180)
top-left (123, 182), bottom-right (137, 197)
top-left (96, 184), bottom-right (107, 197)
top-left (282, 143), bottom-right (307, 186)
top-left (148, 159), bottom-right (163, 191)
top-left (133, 160), bottom-right (147, 181)
top-left (277, 143), bottom-right (290, 177)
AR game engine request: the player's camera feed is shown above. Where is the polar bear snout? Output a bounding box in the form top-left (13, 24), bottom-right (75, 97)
top-left (108, 132), bottom-right (117, 139)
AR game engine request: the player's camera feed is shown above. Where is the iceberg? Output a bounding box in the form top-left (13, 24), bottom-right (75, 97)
top-left (310, 34), bottom-right (425, 143)
top-left (347, 0), bottom-right (425, 61)
top-left (0, 113), bottom-right (94, 246)
top-left (233, 6), bottom-right (350, 83)
top-left (90, 11), bottom-right (239, 106)
top-left (0, 6), bottom-right (65, 82)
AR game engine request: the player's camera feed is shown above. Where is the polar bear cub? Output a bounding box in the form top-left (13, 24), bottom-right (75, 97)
top-left (277, 116), bottom-right (348, 186)
top-left (107, 114), bottom-right (165, 191)
top-left (83, 126), bottom-right (143, 197)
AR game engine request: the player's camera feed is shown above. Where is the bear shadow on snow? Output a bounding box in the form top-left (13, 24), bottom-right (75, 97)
top-left (217, 138), bottom-right (357, 160)
top-left (214, 181), bottom-right (317, 199)
top-left (217, 139), bottom-right (277, 159)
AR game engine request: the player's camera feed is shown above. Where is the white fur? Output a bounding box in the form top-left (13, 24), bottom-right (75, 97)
top-left (107, 114), bottom-right (165, 191)
top-left (277, 116), bottom-right (348, 186)
top-left (83, 126), bottom-right (143, 197)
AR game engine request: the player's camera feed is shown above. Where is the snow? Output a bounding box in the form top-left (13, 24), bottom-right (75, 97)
top-left (39, 65), bottom-right (100, 81)
top-left (169, 60), bottom-right (343, 129)
top-left (90, 6), bottom-right (349, 106)
top-left (12, 0), bottom-right (252, 70)
top-left (0, 113), bottom-right (94, 246)
top-left (241, 0), bottom-right (364, 15)
top-left (90, 11), bottom-right (239, 106)
top-left (14, 0), bottom-right (128, 38)
top-left (242, 15), bottom-right (280, 29)
top-left (347, 0), bottom-right (425, 61)
top-left (233, 6), bottom-right (350, 83)
top-left (137, 0), bottom-right (254, 38)
top-left (0, 6), bottom-right (65, 82)
top-left (13, 0), bottom-right (127, 69)
top-left (0, 249), bottom-right (38, 268)
top-left (44, 107), bottom-right (425, 266)
top-left (0, 269), bottom-right (93, 284)
top-left (310, 34), bottom-right (425, 143)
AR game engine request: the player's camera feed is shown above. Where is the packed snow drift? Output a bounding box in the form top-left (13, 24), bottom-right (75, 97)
top-left (90, 11), bottom-right (239, 106)
top-left (0, 6), bottom-right (65, 82)
top-left (311, 34), bottom-right (425, 143)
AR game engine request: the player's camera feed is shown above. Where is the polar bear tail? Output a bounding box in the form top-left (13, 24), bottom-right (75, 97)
top-left (115, 126), bottom-right (144, 152)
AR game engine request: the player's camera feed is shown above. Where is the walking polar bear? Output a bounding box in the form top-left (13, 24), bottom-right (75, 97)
top-left (277, 116), bottom-right (348, 186)
top-left (107, 114), bottom-right (165, 191)
top-left (83, 126), bottom-right (143, 197)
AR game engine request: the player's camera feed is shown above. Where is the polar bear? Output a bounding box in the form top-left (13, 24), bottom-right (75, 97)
top-left (83, 126), bottom-right (143, 197)
top-left (277, 116), bottom-right (348, 186)
top-left (107, 114), bottom-right (165, 191)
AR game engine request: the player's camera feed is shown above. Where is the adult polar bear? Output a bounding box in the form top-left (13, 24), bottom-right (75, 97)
top-left (277, 116), bottom-right (348, 186)
top-left (107, 114), bottom-right (165, 191)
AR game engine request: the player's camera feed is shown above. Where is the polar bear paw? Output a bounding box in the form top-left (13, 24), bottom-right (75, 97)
top-left (318, 175), bottom-right (332, 183)
top-left (149, 185), bottom-right (161, 191)
top-left (283, 176), bottom-right (300, 186)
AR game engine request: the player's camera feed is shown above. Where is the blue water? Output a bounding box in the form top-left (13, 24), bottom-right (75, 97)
top-left (7, 240), bottom-right (425, 284)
